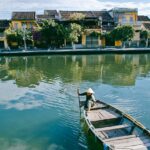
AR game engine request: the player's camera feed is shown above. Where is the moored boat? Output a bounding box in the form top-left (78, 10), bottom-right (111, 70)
top-left (83, 100), bottom-right (150, 150)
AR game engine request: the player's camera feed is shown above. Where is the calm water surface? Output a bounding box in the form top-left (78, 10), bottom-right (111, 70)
top-left (0, 54), bottom-right (150, 150)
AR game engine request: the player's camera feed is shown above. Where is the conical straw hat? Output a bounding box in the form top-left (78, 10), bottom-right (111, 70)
top-left (87, 88), bottom-right (94, 94)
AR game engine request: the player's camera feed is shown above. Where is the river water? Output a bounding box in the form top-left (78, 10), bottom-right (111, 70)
top-left (0, 54), bottom-right (150, 150)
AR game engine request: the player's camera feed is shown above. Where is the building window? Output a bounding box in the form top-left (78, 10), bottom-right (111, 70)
top-left (122, 16), bottom-right (127, 24)
top-left (130, 17), bottom-right (134, 24)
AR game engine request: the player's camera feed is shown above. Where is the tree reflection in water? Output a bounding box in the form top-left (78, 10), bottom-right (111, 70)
top-left (0, 54), bottom-right (150, 87)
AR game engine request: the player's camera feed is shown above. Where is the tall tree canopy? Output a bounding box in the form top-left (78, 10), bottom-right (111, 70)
top-left (111, 25), bottom-right (134, 42)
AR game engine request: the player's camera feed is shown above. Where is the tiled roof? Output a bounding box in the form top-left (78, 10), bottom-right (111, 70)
top-left (138, 15), bottom-right (150, 22)
top-left (0, 20), bottom-right (10, 29)
top-left (60, 11), bottom-right (95, 20)
top-left (12, 12), bottom-right (36, 20)
top-left (143, 23), bottom-right (150, 30)
top-left (93, 11), bottom-right (114, 22)
top-left (36, 15), bottom-right (52, 19)
top-left (111, 7), bottom-right (138, 13)
top-left (44, 10), bottom-right (58, 17)
top-left (59, 11), bottom-right (114, 22)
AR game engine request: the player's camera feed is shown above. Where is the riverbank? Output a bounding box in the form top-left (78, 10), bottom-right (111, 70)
top-left (1, 48), bottom-right (150, 56)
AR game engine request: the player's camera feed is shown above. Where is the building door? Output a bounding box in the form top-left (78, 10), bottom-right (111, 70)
top-left (86, 35), bottom-right (99, 48)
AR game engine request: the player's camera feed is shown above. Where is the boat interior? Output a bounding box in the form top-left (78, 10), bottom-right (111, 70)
top-left (85, 101), bottom-right (150, 150)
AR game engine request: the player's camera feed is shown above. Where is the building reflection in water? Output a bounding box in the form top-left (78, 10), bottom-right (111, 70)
top-left (0, 54), bottom-right (150, 87)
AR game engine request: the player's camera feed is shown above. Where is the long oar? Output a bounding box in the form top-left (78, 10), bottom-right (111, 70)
top-left (77, 88), bottom-right (81, 115)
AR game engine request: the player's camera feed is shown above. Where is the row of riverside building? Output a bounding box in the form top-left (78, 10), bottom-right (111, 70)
top-left (0, 8), bottom-right (150, 49)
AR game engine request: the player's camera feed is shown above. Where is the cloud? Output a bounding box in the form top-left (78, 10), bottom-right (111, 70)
top-left (0, 81), bottom-right (28, 101)
top-left (0, 138), bottom-right (64, 150)
top-left (0, 81), bottom-right (41, 110)
top-left (0, 0), bottom-right (150, 19)
top-left (47, 144), bottom-right (65, 150)
top-left (0, 81), bottom-right (63, 111)
top-left (0, 138), bottom-right (29, 150)
top-left (4, 100), bottom-right (41, 110)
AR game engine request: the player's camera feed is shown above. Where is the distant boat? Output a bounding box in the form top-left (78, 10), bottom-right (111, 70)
top-left (83, 100), bottom-right (150, 150)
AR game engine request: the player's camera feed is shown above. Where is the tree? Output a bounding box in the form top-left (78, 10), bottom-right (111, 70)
top-left (100, 32), bottom-right (115, 46)
top-left (5, 29), bottom-right (22, 45)
top-left (40, 19), bottom-right (69, 48)
top-left (40, 19), bottom-right (58, 48)
top-left (68, 23), bottom-right (82, 49)
top-left (111, 25), bottom-right (134, 47)
top-left (140, 30), bottom-right (149, 47)
top-left (5, 28), bottom-right (33, 49)
top-left (56, 24), bottom-right (69, 47)
top-left (17, 29), bottom-right (33, 49)
top-left (69, 13), bottom-right (85, 21)
top-left (32, 27), bottom-right (47, 48)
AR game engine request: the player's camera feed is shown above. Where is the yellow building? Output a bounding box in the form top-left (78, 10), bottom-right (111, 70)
top-left (109, 8), bottom-right (138, 25)
top-left (109, 8), bottom-right (141, 47)
top-left (82, 29), bottom-right (101, 48)
top-left (59, 11), bottom-right (102, 48)
top-left (11, 12), bottom-right (37, 29)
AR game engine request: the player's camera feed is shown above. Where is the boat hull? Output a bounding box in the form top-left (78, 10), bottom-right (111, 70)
top-left (83, 100), bottom-right (150, 150)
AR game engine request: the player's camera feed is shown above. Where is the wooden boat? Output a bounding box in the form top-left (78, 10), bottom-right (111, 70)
top-left (83, 100), bottom-right (150, 150)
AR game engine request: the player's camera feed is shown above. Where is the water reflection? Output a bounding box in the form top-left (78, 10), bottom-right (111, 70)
top-left (0, 54), bottom-right (150, 87)
top-left (0, 54), bottom-right (150, 150)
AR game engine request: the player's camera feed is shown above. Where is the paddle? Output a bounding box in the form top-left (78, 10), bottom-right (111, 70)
top-left (77, 88), bottom-right (85, 107)
top-left (77, 88), bottom-right (81, 114)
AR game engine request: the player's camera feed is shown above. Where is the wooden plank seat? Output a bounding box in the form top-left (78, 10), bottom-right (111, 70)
top-left (105, 135), bottom-right (150, 150)
top-left (104, 135), bottom-right (136, 142)
top-left (112, 142), bottom-right (150, 150)
top-left (90, 103), bottom-right (108, 110)
top-left (95, 124), bottom-right (132, 132)
top-left (87, 109), bottom-right (121, 122)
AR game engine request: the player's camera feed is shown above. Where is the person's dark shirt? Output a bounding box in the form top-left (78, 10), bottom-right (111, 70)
top-left (79, 92), bottom-right (96, 102)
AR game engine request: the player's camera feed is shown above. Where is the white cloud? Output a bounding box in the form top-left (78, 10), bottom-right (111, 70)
top-left (5, 100), bottom-right (41, 110)
top-left (0, 81), bottom-right (63, 111)
top-left (0, 138), bottom-right (29, 150)
top-left (0, 81), bottom-right (28, 100)
top-left (0, 0), bottom-right (149, 18)
top-left (0, 80), bottom-right (41, 110)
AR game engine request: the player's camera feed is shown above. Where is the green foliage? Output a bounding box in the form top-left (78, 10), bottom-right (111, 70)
top-left (0, 28), bottom-right (5, 32)
top-left (40, 19), bottom-right (57, 45)
top-left (6, 29), bottom-right (19, 42)
top-left (5, 28), bottom-right (33, 47)
top-left (40, 20), bottom-right (82, 48)
top-left (69, 13), bottom-right (86, 21)
top-left (140, 30), bottom-right (149, 40)
top-left (56, 24), bottom-right (70, 44)
top-left (68, 23), bottom-right (82, 43)
top-left (40, 19), bottom-right (69, 48)
top-left (85, 30), bottom-right (101, 37)
top-left (105, 32), bottom-right (115, 46)
top-left (100, 32), bottom-right (107, 39)
top-left (90, 31), bottom-right (100, 37)
top-left (111, 25), bottom-right (134, 42)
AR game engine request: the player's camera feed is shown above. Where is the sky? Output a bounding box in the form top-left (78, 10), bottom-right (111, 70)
top-left (0, 0), bottom-right (150, 19)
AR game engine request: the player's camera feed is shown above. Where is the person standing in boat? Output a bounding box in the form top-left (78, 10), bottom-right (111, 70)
top-left (77, 88), bottom-right (96, 111)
